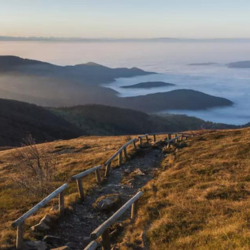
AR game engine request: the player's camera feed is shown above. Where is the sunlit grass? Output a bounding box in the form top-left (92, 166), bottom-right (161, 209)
top-left (0, 135), bottom-right (137, 248)
top-left (118, 128), bottom-right (250, 250)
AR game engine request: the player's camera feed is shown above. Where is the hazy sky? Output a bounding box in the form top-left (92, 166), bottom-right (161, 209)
top-left (1, 0), bottom-right (250, 38)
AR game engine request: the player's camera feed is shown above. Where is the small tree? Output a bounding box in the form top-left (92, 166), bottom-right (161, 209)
top-left (12, 135), bottom-right (57, 198)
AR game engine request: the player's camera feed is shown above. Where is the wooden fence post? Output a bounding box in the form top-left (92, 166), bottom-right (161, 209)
top-left (105, 163), bottom-right (111, 177)
top-left (123, 147), bottom-right (127, 158)
top-left (153, 134), bottom-right (156, 142)
top-left (131, 201), bottom-right (138, 219)
top-left (168, 134), bottom-right (171, 141)
top-left (118, 152), bottom-right (122, 166)
top-left (16, 221), bottom-right (25, 249)
top-left (101, 229), bottom-right (111, 250)
top-left (95, 169), bottom-right (101, 184)
top-left (133, 140), bottom-right (137, 149)
top-left (146, 135), bottom-right (149, 143)
top-left (139, 137), bottom-right (142, 146)
top-left (76, 179), bottom-right (84, 201)
top-left (59, 191), bottom-right (65, 215)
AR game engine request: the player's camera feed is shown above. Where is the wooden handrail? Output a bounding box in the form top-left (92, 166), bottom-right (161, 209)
top-left (105, 138), bottom-right (137, 177)
top-left (138, 134), bottom-right (148, 138)
top-left (71, 165), bottom-right (102, 180)
top-left (148, 132), bottom-right (178, 136)
top-left (12, 183), bottom-right (68, 249)
top-left (105, 138), bottom-right (137, 165)
top-left (84, 241), bottom-right (100, 250)
top-left (168, 135), bottom-right (182, 143)
top-left (138, 134), bottom-right (149, 145)
top-left (105, 147), bottom-right (123, 165)
top-left (122, 138), bottom-right (137, 148)
top-left (91, 191), bottom-right (143, 239)
top-left (72, 165), bottom-right (102, 201)
top-left (12, 183), bottom-right (68, 228)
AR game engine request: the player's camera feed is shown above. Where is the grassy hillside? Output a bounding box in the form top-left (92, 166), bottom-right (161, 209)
top-left (0, 135), bottom-right (138, 248)
top-left (118, 128), bottom-right (250, 249)
top-left (0, 98), bottom-right (82, 147)
top-left (1, 128), bottom-right (250, 249)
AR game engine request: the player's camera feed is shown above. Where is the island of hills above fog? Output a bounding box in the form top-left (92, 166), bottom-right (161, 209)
top-left (121, 81), bottom-right (175, 88)
top-left (188, 60), bottom-right (250, 69)
top-left (0, 56), bottom-right (233, 113)
top-left (227, 61), bottom-right (250, 68)
top-left (188, 62), bottom-right (219, 66)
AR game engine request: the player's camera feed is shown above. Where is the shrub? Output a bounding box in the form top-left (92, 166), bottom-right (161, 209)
top-left (12, 135), bottom-right (57, 198)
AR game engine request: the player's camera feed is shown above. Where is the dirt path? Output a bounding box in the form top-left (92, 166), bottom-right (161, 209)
top-left (48, 146), bottom-right (164, 249)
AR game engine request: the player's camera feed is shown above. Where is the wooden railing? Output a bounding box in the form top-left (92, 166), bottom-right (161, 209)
top-left (138, 134), bottom-right (149, 145)
top-left (86, 191), bottom-right (143, 250)
top-left (105, 138), bottom-right (137, 177)
top-left (72, 165), bottom-right (102, 201)
top-left (84, 241), bottom-right (101, 250)
top-left (12, 132), bottom-right (194, 249)
top-left (12, 183), bottom-right (68, 249)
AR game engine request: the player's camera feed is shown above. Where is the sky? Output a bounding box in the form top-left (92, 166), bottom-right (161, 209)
top-left (1, 0), bottom-right (250, 39)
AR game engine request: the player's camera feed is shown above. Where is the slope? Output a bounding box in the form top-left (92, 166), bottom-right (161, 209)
top-left (118, 128), bottom-right (250, 249)
top-left (52, 104), bottom-right (237, 136)
top-left (0, 98), bottom-right (82, 147)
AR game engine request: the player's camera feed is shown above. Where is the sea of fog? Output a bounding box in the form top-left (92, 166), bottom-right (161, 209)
top-left (1, 41), bottom-right (250, 125)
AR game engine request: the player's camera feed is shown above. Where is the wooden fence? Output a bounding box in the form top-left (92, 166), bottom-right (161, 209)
top-left (105, 138), bottom-right (137, 177)
top-left (138, 134), bottom-right (149, 145)
top-left (12, 132), bottom-right (193, 249)
top-left (72, 165), bottom-right (102, 201)
top-left (85, 191), bottom-right (143, 250)
top-left (12, 183), bottom-right (68, 249)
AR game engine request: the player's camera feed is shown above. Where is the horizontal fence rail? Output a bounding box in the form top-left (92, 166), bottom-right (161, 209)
top-left (90, 191), bottom-right (143, 250)
top-left (84, 240), bottom-right (101, 250)
top-left (105, 138), bottom-right (137, 177)
top-left (72, 165), bottom-right (102, 201)
top-left (138, 134), bottom-right (149, 145)
top-left (12, 183), bottom-right (68, 249)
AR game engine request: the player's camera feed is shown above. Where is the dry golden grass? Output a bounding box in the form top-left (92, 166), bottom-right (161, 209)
top-left (0, 135), bottom-right (137, 248)
top-left (119, 128), bottom-right (250, 250)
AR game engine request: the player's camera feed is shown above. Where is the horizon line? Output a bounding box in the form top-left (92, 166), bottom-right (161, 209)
top-left (1, 36), bottom-right (250, 43)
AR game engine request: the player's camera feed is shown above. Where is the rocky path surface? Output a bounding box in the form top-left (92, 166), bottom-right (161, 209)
top-left (46, 146), bottom-right (164, 250)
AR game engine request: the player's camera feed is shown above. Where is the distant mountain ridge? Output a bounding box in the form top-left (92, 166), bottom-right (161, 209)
top-left (0, 56), bottom-right (233, 112)
top-left (0, 98), bottom-right (82, 147)
top-left (2, 36), bottom-right (250, 43)
top-left (188, 62), bottom-right (219, 66)
top-left (119, 89), bottom-right (233, 112)
top-left (0, 98), bottom-right (238, 147)
top-left (121, 81), bottom-right (175, 89)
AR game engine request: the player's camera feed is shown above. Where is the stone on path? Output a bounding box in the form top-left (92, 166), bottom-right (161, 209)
top-left (31, 215), bottom-right (53, 232)
top-left (43, 235), bottom-right (62, 245)
top-left (93, 194), bottom-right (121, 212)
top-left (31, 221), bottom-right (50, 232)
top-left (65, 241), bottom-right (78, 248)
top-left (133, 168), bottom-right (145, 176)
top-left (23, 241), bottom-right (47, 250)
